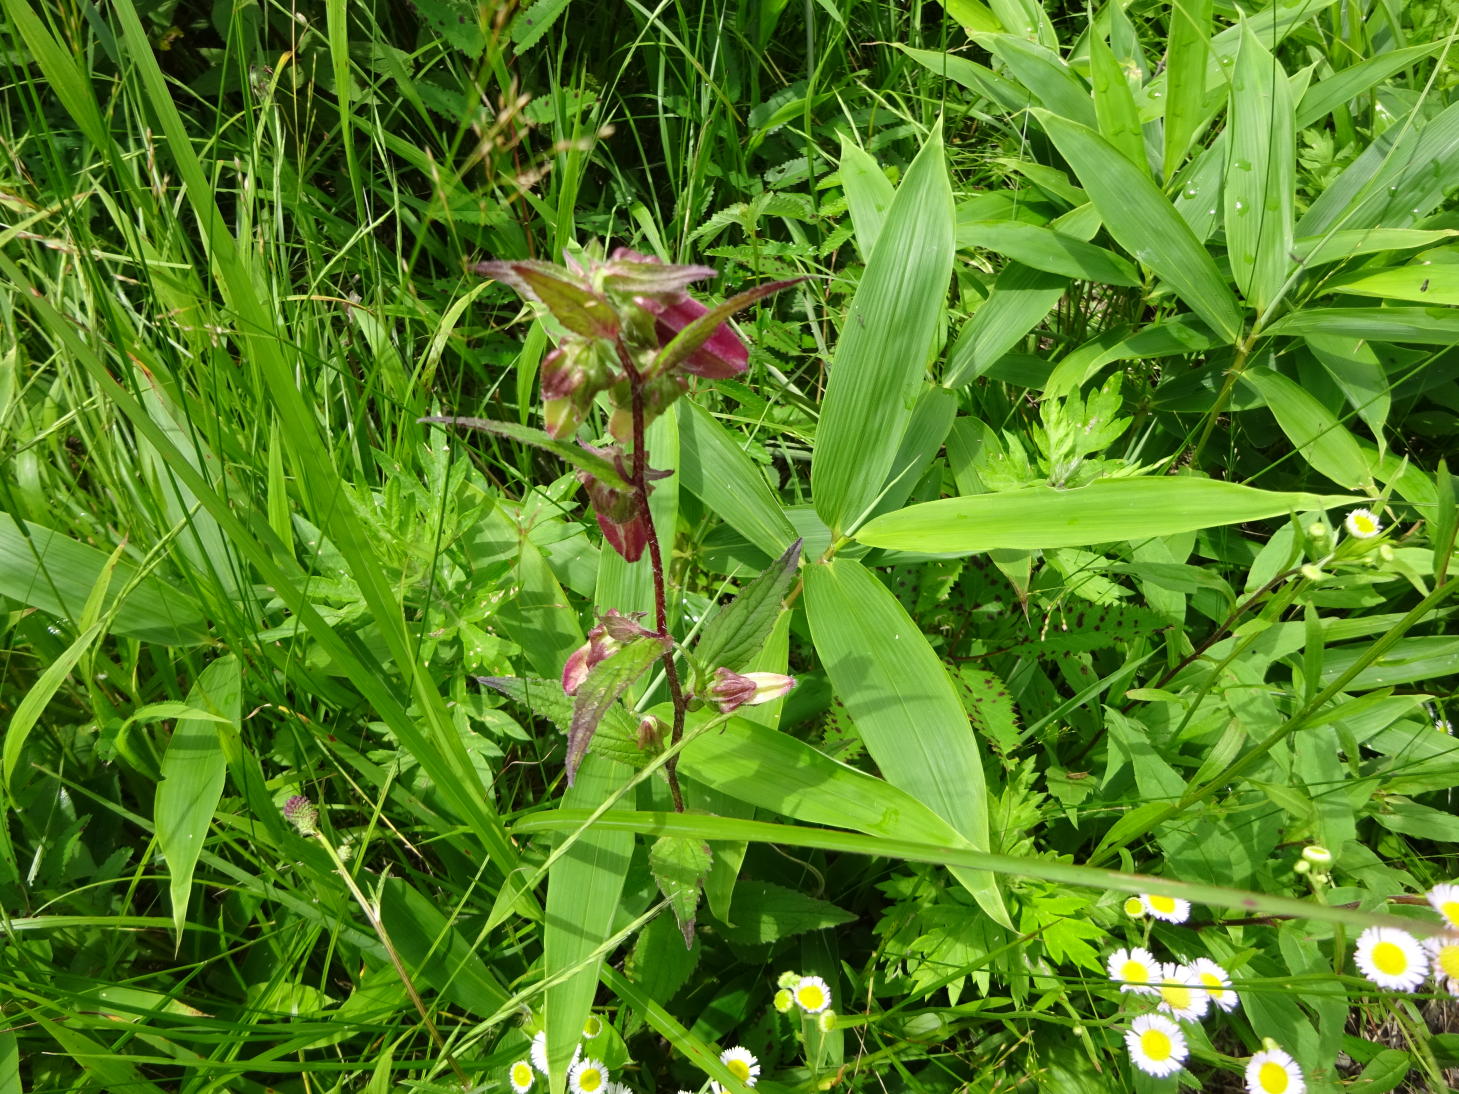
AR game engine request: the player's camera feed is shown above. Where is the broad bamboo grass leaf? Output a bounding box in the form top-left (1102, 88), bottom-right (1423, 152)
top-left (544, 753), bottom-right (635, 1094)
top-left (812, 123), bottom-right (955, 536)
top-left (1265, 307), bottom-right (1459, 343)
top-left (1045, 315), bottom-right (1221, 397)
top-left (855, 478), bottom-right (1356, 553)
top-left (1088, 30), bottom-right (1148, 174)
top-left (0, 515), bottom-right (207, 645)
top-left (677, 401), bottom-right (797, 558)
top-left (694, 539), bottom-right (802, 674)
top-left (65, 1), bottom-right (529, 892)
top-left (865, 387), bottom-right (958, 525)
top-left (1305, 333), bottom-right (1389, 439)
top-left (679, 713), bottom-right (1001, 911)
top-left (1162, 0), bottom-right (1213, 179)
top-left (376, 877), bottom-right (510, 1018)
top-left (1295, 41), bottom-right (1452, 128)
top-left (1241, 369), bottom-right (1374, 489)
top-left (515, 810), bottom-right (1440, 935)
top-left (1325, 260), bottom-right (1459, 305)
top-left (961, 220), bottom-right (1142, 285)
top-left (894, 45), bottom-right (1031, 114)
top-left (1035, 110), bottom-right (1244, 341)
top-left (420, 416), bottom-right (631, 490)
top-left (1292, 228), bottom-right (1457, 266)
top-left (32, 1016), bottom-right (166, 1094)
top-left (156, 656), bottom-right (239, 942)
top-left (1225, 24), bottom-right (1295, 314)
top-left (977, 35), bottom-right (1096, 128)
top-left (1298, 99), bottom-right (1459, 236)
top-left (805, 559), bottom-right (1006, 925)
top-left (944, 264), bottom-right (1068, 388)
top-left (943, 0), bottom-right (1000, 33)
top-left (837, 135), bottom-right (896, 258)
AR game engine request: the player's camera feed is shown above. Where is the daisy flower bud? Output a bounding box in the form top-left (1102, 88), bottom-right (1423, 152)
top-left (816, 1010), bottom-right (838, 1033)
top-left (1301, 845), bottom-right (1333, 867)
top-left (773, 988), bottom-right (793, 1013)
top-left (1123, 896), bottom-right (1145, 917)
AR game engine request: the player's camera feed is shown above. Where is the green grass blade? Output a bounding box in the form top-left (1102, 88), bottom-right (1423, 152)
top-left (804, 558), bottom-right (1006, 924)
top-left (811, 123), bottom-right (955, 536)
top-left (156, 655), bottom-right (240, 942)
top-left (855, 478), bottom-right (1356, 552)
top-left (1225, 23), bottom-right (1294, 313)
top-left (543, 754), bottom-right (635, 1094)
top-left (1036, 110), bottom-right (1244, 341)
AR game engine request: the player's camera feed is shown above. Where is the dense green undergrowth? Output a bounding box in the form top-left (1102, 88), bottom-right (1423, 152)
top-left (2, 0), bottom-right (1459, 1092)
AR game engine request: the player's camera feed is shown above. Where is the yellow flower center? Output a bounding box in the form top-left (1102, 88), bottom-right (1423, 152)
top-left (1437, 944), bottom-right (1459, 980)
top-left (1373, 940), bottom-right (1408, 976)
top-left (1440, 901), bottom-right (1459, 928)
top-left (1124, 897), bottom-right (1144, 916)
top-left (1148, 895), bottom-right (1177, 915)
top-left (1353, 515), bottom-right (1377, 534)
top-left (579, 1069), bottom-right (603, 1093)
top-left (1141, 1029), bottom-right (1172, 1061)
top-left (1159, 982), bottom-right (1192, 1011)
top-left (1258, 1061), bottom-right (1289, 1093)
top-left (728, 1060), bottom-right (751, 1081)
top-left (1121, 959), bottom-right (1150, 983)
top-left (583, 1016), bottom-right (602, 1037)
top-left (512, 1063), bottom-right (533, 1086)
top-left (797, 984), bottom-right (826, 1010)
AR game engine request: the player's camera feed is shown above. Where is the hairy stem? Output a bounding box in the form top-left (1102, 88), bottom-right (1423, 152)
top-left (618, 345), bottom-right (688, 811)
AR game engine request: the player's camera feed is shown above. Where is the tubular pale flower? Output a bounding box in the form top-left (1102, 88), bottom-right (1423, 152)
top-left (708, 668), bottom-right (796, 714)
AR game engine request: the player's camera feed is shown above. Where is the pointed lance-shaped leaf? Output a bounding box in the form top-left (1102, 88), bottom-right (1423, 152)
top-left (419, 417), bottom-right (632, 491)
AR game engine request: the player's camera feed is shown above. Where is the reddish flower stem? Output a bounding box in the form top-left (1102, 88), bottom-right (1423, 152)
top-left (617, 345), bottom-right (687, 812)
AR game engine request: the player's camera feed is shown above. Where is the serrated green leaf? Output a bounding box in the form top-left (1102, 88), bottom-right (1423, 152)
top-left (649, 836), bottom-right (712, 947)
top-left (693, 539), bottom-right (802, 675)
top-left (856, 477), bottom-right (1355, 552)
top-left (479, 676), bottom-right (644, 769)
top-left (714, 880), bottom-right (854, 944)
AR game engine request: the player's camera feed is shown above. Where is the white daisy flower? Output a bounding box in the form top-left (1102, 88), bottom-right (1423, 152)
top-left (793, 975), bottom-right (832, 1014)
top-left (1436, 718), bottom-right (1454, 735)
top-left (709, 1046), bottom-right (759, 1092)
top-left (1246, 1046), bottom-right (1305, 1094)
top-left (568, 1058), bottom-right (609, 1094)
top-left (1187, 957), bottom-right (1239, 1012)
top-left (1107, 946), bottom-right (1161, 995)
top-left (1353, 926), bottom-right (1428, 991)
top-left (1125, 1014), bottom-right (1188, 1078)
top-left (511, 1061), bottom-right (535, 1094)
top-left (530, 1032), bottom-right (549, 1075)
top-left (604, 1085), bottom-right (632, 1094)
top-left (1345, 508), bottom-right (1382, 538)
top-left (1140, 893), bottom-right (1191, 923)
top-left (1428, 883), bottom-right (1459, 930)
top-left (1155, 962), bottom-right (1210, 1022)
top-left (1425, 934), bottom-right (1459, 993)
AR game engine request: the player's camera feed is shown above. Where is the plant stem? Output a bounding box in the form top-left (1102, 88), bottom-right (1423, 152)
top-left (618, 345), bottom-right (688, 812)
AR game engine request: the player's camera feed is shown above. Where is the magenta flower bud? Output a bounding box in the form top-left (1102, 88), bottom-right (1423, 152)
top-left (708, 668), bottom-right (796, 713)
top-left (562, 610), bottom-right (655, 694)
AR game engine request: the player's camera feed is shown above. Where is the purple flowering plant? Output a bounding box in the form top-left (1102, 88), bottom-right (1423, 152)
top-left (429, 246), bottom-right (800, 809)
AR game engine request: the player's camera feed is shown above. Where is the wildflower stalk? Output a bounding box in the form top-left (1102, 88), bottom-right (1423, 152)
top-left (616, 342), bottom-right (688, 811)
